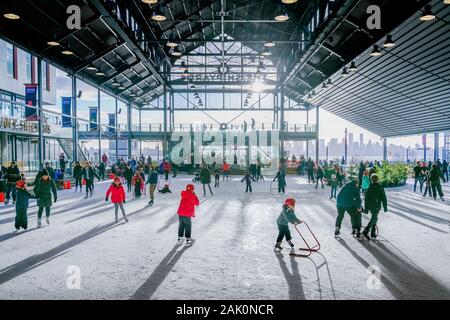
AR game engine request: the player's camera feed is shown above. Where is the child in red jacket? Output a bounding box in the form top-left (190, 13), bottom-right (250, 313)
top-left (177, 184), bottom-right (200, 244)
top-left (106, 177), bottom-right (129, 223)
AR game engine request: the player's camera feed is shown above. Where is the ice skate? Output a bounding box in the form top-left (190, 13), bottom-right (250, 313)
top-left (124, 217), bottom-right (129, 223)
top-left (177, 237), bottom-right (184, 245)
top-left (186, 238), bottom-right (195, 245)
top-left (362, 231), bottom-right (371, 241)
top-left (274, 243), bottom-right (283, 251)
top-left (355, 230), bottom-right (362, 239)
top-left (84, 194), bottom-right (89, 199)
top-left (351, 229), bottom-right (356, 235)
top-left (148, 200), bottom-right (154, 206)
top-left (440, 197), bottom-right (445, 202)
top-left (46, 217), bottom-right (50, 225)
top-left (37, 219), bottom-right (42, 228)
top-left (334, 227), bottom-right (341, 236)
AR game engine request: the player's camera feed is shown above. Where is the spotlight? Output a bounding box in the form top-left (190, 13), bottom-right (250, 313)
top-left (86, 65), bottom-right (97, 71)
top-left (3, 13), bottom-right (20, 20)
top-left (166, 41), bottom-right (178, 48)
top-left (420, 5), bottom-right (435, 21)
top-left (383, 35), bottom-right (396, 48)
top-left (341, 68), bottom-right (349, 77)
top-left (170, 48), bottom-right (182, 57)
top-left (62, 50), bottom-right (74, 55)
top-left (274, 6), bottom-right (289, 21)
top-left (348, 61), bottom-right (358, 71)
top-left (152, 7), bottom-right (166, 21)
top-left (264, 41), bottom-right (276, 48)
top-left (142, 0), bottom-right (158, 4)
top-left (96, 71), bottom-right (106, 76)
top-left (282, 0), bottom-right (298, 3)
top-left (370, 45), bottom-right (382, 57)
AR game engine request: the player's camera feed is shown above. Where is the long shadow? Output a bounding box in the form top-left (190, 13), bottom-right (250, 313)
top-left (360, 241), bottom-right (450, 299)
top-left (309, 252), bottom-right (337, 300)
top-left (275, 252), bottom-right (306, 300)
top-left (0, 227), bottom-right (40, 244)
top-left (389, 202), bottom-right (449, 225)
top-left (335, 238), bottom-right (408, 299)
top-left (129, 245), bottom-right (190, 300)
top-left (388, 208), bottom-right (447, 234)
top-left (0, 207), bottom-right (146, 285)
top-left (65, 204), bottom-right (115, 223)
top-left (157, 214), bottom-right (179, 234)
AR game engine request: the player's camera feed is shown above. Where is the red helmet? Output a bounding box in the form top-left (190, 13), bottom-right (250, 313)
top-left (16, 180), bottom-right (26, 189)
top-left (284, 198), bottom-right (296, 207)
top-left (186, 184), bottom-right (195, 192)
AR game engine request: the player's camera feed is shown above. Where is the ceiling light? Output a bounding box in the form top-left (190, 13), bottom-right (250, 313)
top-left (96, 72), bottom-right (105, 76)
top-left (370, 45), bottom-right (382, 57)
top-left (341, 68), bottom-right (349, 77)
top-left (348, 61), bottom-right (358, 71)
top-left (262, 49), bottom-right (272, 56)
top-left (62, 50), bottom-right (74, 55)
top-left (86, 65), bottom-right (97, 71)
top-left (274, 6), bottom-right (289, 21)
top-left (142, 0), bottom-right (158, 4)
top-left (4, 13), bottom-right (20, 20)
top-left (166, 41), bottom-right (178, 48)
top-left (152, 8), bottom-right (166, 21)
top-left (47, 41), bottom-right (60, 46)
top-left (264, 41), bottom-right (276, 48)
top-left (420, 5), bottom-right (435, 21)
top-left (170, 48), bottom-right (182, 57)
top-left (322, 83), bottom-right (327, 89)
top-left (282, 0), bottom-right (298, 4)
top-left (327, 79), bottom-right (333, 87)
top-left (112, 81), bottom-right (120, 87)
top-left (383, 35), bottom-right (396, 48)
top-left (444, 0), bottom-right (450, 4)
top-left (119, 86), bottom-right (126, 90)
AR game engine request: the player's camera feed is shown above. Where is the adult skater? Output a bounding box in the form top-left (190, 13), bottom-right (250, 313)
top-left (105, 177), bottom-right (128, 223)
top-left (59, 153), bottom-right (67, 173)
top-left (335, 178), bottom-right (363, 238)
top-left (163, 160), bottom-right (171, 181)
top-left (33, 172), bottom-right (57, 227)
top-left (73, 161), bottom-right (83, 192)
top-left (273, 170), bottom-right (286, 193)
top-left (98, 161), bottom-right (106, 181)
top-left (315, 165), bottom-right (324, 189)
top-left (362, 174), bottom-right (387, 241)
top-left (81, 162), bottom-right (100, 199)
top-left (146, 166), bottom-right (159, 205)
top-left (222, 161), bottom-right (230, 181)
top-left (241, 171), bottom-right (255, 193)
top-left (214, 168), bottom-right (220, 188)
top-left (200, 164), bottom-right (213, 197)
top-left (177, 184), bottom-right (199, 244)
top-left (132, 171), bottom-right (144, 199)
top-left (124, 164), bottom-right (133, 193)
top-left (413, 161), bottom-right (425, 193)
top-left (329, 174), bottom-right (338, 200)
top-left (306, 158), bottom-right (315, 184)
top-left (358, 161), bottom-right (366, 191)
top-left (274, 198), bottom-right (301, 254)
top-left (4, 161), bottom-right (21, 205)
top-left (429, 163), bottom-right (445, 201)
top-left (15, 179), bottom-right (34, 230)
top-left (442, 160), bottom-right (449, 182)
top-left (101, 153), bottom-right (108, 166)
top-left (256, 160), bottom-right (264, 181)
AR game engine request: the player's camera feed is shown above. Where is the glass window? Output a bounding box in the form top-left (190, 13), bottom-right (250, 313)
top-left (26, 53), bottom-right (32, 83)
top-left (6, 43), bottom-right (14, 77)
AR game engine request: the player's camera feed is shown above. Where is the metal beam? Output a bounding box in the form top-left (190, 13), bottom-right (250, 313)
top-left (73, 42), bottom-right (123, 74)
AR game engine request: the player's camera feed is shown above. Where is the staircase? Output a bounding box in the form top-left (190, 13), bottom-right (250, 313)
top-left (57, 138), bottom-right (92, 163)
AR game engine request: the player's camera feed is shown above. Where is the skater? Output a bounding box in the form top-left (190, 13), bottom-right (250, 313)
top-left (132, 171), bottom-right (144, 198)
top-left (4, 161), bottom-right (21, 205)
top-left (329, 174), bottom-right (338, 200)
top-left (443, 160), bottom-right (449, 182)
top-left (15, 179), bottom-right (34, 230)
top-left (222, 161), bottom-right (230, 181)
top-left (101, 153), bottom-right (108, 166)
top-left (177, 184), bottom-right (199, 244)
top-left (241, 171), bottom-right (255, 193)
top-left (192, 173), bottom-right (201, 183)
top-left (98, 161), bottom-right (106, 181)
top-left (214, 168), bottom-right (220, 188)
top-left (361, 170), bottom-right (370, 195)
top-left (413, 161), bottom-right (425, 193)
top-left (159, 183), bottom-right (172, 193)
top-left (33, 171), bottom-right (57, 228)
top-left (306, 158), bottom-right (315, 184)
top-left (256, 160), bottom-right (264, 181)
top-left (362, 174), bottom-right (387, 241)
top-left (334, 178), bottom-right (363, 238)
top-left (124, 164), bottom-right (133, 193)
top-left (81, 162), bottom-right (100, 199)
top-left (163, 160), bottom-right (171, 181)
top-left (273, 170), bottom-right (287, 193)
top-left (146, 166), bottom-right (159, 205)
top-left (423, 169), bottom-right (432, 198)
top-left (59, 153), bottom-right (67, 173)
top-left (315, 165), bottom-right (324, 189)
top-left (200, 164), bottom-right (213, 197)
top-left (105, 177), bottom-right (128, 223)
top-left (274, 198), bottom-right (301, 253)
top-left (73, 161), bottom-right (83, 192)
top-left (429, 163), bottom-right (445, 201)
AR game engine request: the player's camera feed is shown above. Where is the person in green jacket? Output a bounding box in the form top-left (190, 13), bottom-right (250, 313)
top-left (362, 174), bottom-right (387, 240)
top-left (33, 172), bottom-right (57, 228)
top-left (329, 174), bottom-right (338, 200)
top-left (146, 166), bottom-right (159, 205)
top-left (335, 179), bottom-right (363, 238)
top-left (275, 198), bottom-right (301, 253)
top-left (361, 170), bottom-right (370, 195)
top-left (15, 179), bottom-right (34, 230)
top-left (200, 164), bottom-right (213, 197)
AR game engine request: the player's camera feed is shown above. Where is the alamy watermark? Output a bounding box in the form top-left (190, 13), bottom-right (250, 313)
top-left (66, 265), bottom-right (81, 290)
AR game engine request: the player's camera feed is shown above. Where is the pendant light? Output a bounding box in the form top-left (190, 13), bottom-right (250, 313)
top-left (348, 61), bottom-right (358, 71)
top-left (264, 41), bottom-right (276, 48)
top-left (282, 0), bottom-right (298, 4)
top-left (370, 45), bottom-right (382, 57)
top-left (142, 0), bottom-right (158, 4)
top-left (420, 5), bottom-right (435, 21)
top-left (152, 6), bottom-right (166, 21)
top-left (4, 12), bottom-right (20, 20)
top-left (274, 6), bottom-right (289, 21)
top-left (166, 41), bottom-right (178, 48)
top-left (341, 68), bottom-right (349, 77)
top-left (86, 65), bottom-right (97, 71)
top-left (383, 35), bottom-right (396, 48)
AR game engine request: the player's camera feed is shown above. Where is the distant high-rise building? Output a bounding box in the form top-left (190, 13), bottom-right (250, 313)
top-left (360, 133), bottom-right (364, 147)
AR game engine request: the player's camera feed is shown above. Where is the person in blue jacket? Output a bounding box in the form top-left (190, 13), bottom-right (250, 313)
top-left (15, 179), bottom-right (34, 230)
top-left (335, 178), bottom-right (363, 238)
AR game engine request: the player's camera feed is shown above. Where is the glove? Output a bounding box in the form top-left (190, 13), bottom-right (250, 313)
top-left (123, 199), bottom-right (126, 204)
top-left (105, 197), bottom-right (108, 202)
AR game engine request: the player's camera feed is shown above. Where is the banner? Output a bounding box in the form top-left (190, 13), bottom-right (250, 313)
top-left (89, 107), bottom-right (98, 131)
top-left (108, 113), bottom-right (116, 133)
top-left (25, 84), bottom-right (38, 121)
top-left (61, 97), bottom-right (72, 128)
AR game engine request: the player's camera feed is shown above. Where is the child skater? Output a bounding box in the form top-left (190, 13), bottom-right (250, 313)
top-left (15, 179), bottom-right (34, 231)
top-left (159, 183), bottom-right (172, 194)
top-left (423, 169), bottom-right (432, 198)
top-left (275, 198), bottom-right (302, 253)
top-left (361, 170), bottom-right (370, 195)
top-left (329, 174), bottom-right (338, 200)
top-left (214, 168), bottom-right (220, 188)
top-left (241, 171), bottom-right (255, 193)
top-left (273, 170), bottom-right (287, 193)
top-left (132, 171), bottom-right (144, 198)
top-left (177, 184), bottom-right (199, 244)
top-left (106, 177), bottom-right (128, 223)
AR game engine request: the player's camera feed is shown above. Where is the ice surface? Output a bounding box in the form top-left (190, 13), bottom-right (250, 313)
top-left (0, 175), bottom-right (449, 300)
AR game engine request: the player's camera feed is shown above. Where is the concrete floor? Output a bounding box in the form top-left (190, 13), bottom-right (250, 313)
top-left (0, 175), bottom-right (449, 300)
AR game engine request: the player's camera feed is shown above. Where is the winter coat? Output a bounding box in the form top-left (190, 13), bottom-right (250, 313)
top-left (276, 205), bottom-right (301, 226)
top-left (163, 162), bottom-right (171, 172)
top-left (336, 181), bottom-right (362, 209)
top-left (273, 172), bottom-right (286, 187)
top-left (364, 182), bottom-right (387, 213)
top-left (200, 168), bottom-right (211, 184)
top-left (362, 176), bottom-right (370, 190)
top-left (222, 163), bottom-right (230, 172)
top-left (16, 188), bottom-right (34, 210)
top-left (241, 174), bottom-right (254, 185)
top-left (73, 165), bottom-right (82, 178)
top-left (316, 167), bottom-right (324, 179)
top-left (33, 178), bottom-right (57, 208)
top-left (132, 174), bottom-right (144, 186)
top-left (5, 166), bottom-right (20, 184)
top-left (177, 190), bottom-right (200, 218)
top-left (124, 168), bottom-right (133, 180)
top-left (429, 167), bottom-right (445, 183)
top-left (146, 170), bottom-right (159, 185)
top-left (106, 183), bottom-right (126, 203)
top-left (81, 167), bottom-right (99, 181)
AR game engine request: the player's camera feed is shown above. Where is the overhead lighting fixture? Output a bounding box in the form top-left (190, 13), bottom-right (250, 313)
top-left (383, 35), bottom-right (396, 48)
top-left (112, 81), bottom-right (120, 87)
top-left (444, 0), bottom-right (450, 4)
top-left (274, 6), bottom-right (289, 21)
top-left (152, 7), bottom-right (166, 21)
top-left (62, 50), bottom-right (74, 55)
top-left (47, 41), bottom-right (60, 46)
top-left (170, 48), bottom-right (182, 57)
top-left (341, 68), bottom-right (349, 77)
top-left (96, 71), bottom-right (106, 76)
top-left (262, 49), bottom-right (272, 56)
top-left (119, 86), bottom-right (126, 90)
top-left (142, 0), bottom-right (158, 4)
top-left (370, 45), bottom-right (382, 57)
top-left (327, 79), bottom-right (333, 87)
top-left (322, 83), bottom-right (327, 89)
top-left (282, 0), bottom-right (298, 4)
top-left (420, 5), bottom-right (436, 21)
top-left (166, 41), bottom-right (178, 48)
top-left (4, 13), bottom-right (20, 20)
top-left (348, 61), bottom-right (358, 71)
top-left (264, 41), bottom-right (276, 48)
top-left (86, 65), bottom-right (97, 71)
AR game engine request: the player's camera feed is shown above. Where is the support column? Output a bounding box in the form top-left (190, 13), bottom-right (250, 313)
top-left (127, 103), bottom-right (132, 160)
top-left (423, 134), bottom-right (427, 162)
top-left (163, 85), bottom-right (168, 159)
top-left (280, 88), bottom-right (285, 158)
top-left (115, 98), bottom-right (119, 162)
top-left (306, 110), bottom-right (309, 159)
top-left (383, 138), bottom-right (387, 162)
top-left (98, 88), bottom-right (101, 164)
top-left (434, 132), bottom-right (439, 161)
top-left (344, 128), bottom-right (348, 165)
top-left (37, 57), bottom-right (44, 170)
top-left (315, 105), bottom-right (319, 163)
top-left (139, 108), bottom-right (142, 156)
top-left (71, 75), bottom-right (78, 163)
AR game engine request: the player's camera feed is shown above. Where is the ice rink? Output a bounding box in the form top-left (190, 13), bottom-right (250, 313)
top-left (0, 175), bottom-right (449, 300)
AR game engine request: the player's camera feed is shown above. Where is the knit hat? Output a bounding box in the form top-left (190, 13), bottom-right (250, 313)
top-left (186, 184), bottom-right (195, 192)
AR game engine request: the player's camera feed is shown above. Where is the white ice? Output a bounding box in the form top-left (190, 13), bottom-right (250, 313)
top-left (0, 175), bottom-right (449, 300)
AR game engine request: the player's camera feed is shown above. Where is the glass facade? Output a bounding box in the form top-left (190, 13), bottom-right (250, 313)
top-left (6, 43), bottom-right (14, 78)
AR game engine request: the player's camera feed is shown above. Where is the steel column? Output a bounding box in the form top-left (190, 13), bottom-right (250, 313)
top-left (37, 57), bottom-right (44, 170)
top-left (434, 133), bottom-right (439, 161)
top-left (72, 75), bottom-right (78, 163)
top-left (383, 138), bottom-right (387, 162)
top-left (127, 103), bottom-right (132, 160)
top-left (115, 98), bottom-right (119, 162)
top-left (98, 88), bottom-right (101, 164)
top-left (316, 105), bottom-right (319, 163)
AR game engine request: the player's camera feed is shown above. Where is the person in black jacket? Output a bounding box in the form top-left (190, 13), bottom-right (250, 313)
top-left (5, 162), bottom-right (21, 205)
top-left (274, 198), bottom-right (301, 253)
top-left (273, 170), bottom-right (286, 193)
top-left (241, 171), bottom-right (255, 193)
top-left (81, 162), bottom-right (100, 199)
top-left (306, 158), bottom-right (315, 184)
top-left (362, 174), bottom-right (387, 240)
top-left (123, 164), bottom-right (133, 193)
top-left (429, 163), bottom-right (445, 201)
top-left (413, 161), bottom-right (425, 193)
top-left (73, 161), bottom-right (83, 192)
top-left (442, 160), bottom-right (449, 182)
top-left (315, 165), bottom-right (324, 189)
